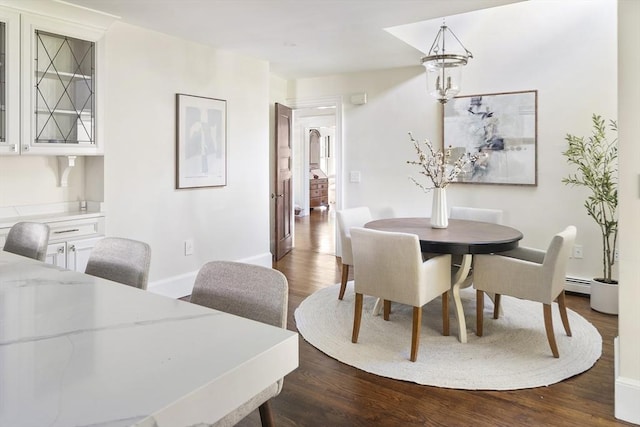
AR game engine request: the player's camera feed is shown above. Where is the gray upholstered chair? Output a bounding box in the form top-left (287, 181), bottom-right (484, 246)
top-left (3, 222), bottom-right (50, 262)
top-left (350, 227), bottom-right (451, 362)
top-left (190, 261), bottom-right (289, 427)
top-left (336, 207), bottom-right (372, 300)
top-left (474, 226), bottom-right (577, 358)
top-left (84, 237), bottom-right (151, 290)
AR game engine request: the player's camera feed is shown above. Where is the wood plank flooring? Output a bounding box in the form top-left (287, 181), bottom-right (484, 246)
top-left (241, 209), bottom-right (629, 426)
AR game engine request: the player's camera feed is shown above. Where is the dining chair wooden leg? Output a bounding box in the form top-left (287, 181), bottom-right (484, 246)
top-left (410, 306), bottom-right (422, 362)
top-left (442, 290), bottom-right (450, 336)
top-left (476, 289), bottom-right (484, 336)
top-left (543, 303), bottom-right (560, 358)
top-left (352, 293), bottom-right (363, 343)
top-left (383, 300), bottom-right (391, 321)
top-left (493, 294), bottom-right (501, 319)
top-left (338, 264), bottom-right (350, 300)
top-left (258, 400), bottom-right (275, 427)
top-left (557, 291), bottom-right (572, 337)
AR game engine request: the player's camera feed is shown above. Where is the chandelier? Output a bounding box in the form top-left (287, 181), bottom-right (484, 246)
top-left (421, 21), bottom-right (473, 104)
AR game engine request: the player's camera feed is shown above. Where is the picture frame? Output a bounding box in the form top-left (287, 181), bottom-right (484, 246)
top-left (443, 90), bottom-right (537, 186)
top-left (176, 94), bottom-right (227, 189)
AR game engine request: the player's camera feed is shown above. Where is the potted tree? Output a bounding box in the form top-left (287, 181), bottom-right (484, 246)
top-left (562, 114), bottom-right (618, 314)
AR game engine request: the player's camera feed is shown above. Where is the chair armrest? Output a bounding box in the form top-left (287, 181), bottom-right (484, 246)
top-left (498, 246), bottom-right (546, 265)
top-left (474, 254), bottom-right (548, 303)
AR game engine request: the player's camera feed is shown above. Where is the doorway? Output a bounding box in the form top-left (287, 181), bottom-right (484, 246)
top-left (289, 96), bottom-right (343, 256)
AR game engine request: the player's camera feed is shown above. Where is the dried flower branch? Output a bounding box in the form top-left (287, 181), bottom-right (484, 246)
top-left (406, 132), bottom-right (477, 191)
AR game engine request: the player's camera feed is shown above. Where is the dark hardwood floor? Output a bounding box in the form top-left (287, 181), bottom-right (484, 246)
top-left (239, 209), bottom-right (628, 426)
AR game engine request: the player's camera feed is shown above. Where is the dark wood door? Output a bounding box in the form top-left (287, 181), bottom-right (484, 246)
top-left (274, 103), bottom-right (293, 260)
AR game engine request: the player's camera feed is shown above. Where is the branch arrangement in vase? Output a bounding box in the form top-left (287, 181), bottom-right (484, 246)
top-left (562, 114), bottom-right (618, 284)
top-left (406, 132), bottom-right (477, 191)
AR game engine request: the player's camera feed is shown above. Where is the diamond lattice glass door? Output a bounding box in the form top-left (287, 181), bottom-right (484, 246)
top-left (34, 30), bottom-right (94, 144)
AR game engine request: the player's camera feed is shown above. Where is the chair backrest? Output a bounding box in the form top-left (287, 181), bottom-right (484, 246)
top-left (351, 227), bottom-right (450, 307)
top-left (336, 207), bottom-right (372, 265)
top-left (191, 261), bottom-right (288, 328)
top-left (450, 206), bottom-right (503, 224)
top-left (543, 226), bottom-right (577, 299)
top-left (85, 237), bottom-right (151, 290)
top-left (3, 222), bottom-right (50, 262)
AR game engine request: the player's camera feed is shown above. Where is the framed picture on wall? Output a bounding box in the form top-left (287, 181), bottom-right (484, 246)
top-left (176, 94), bottom-right (227, 189)
top-left (443, 90), bottom-right (537, 186)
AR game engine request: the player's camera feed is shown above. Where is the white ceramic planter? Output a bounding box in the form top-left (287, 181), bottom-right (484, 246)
top-left (590, 279), bottom-right (619, 315)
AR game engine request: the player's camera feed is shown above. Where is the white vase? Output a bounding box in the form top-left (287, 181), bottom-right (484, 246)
top-left (430, 187), bottom-right (448, 229)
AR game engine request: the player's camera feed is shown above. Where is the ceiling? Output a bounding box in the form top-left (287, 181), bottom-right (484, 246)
top-left (65, 0), bottom-right (521, 79)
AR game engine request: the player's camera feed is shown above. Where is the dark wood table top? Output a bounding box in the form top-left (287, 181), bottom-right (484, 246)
top-left (365, 217), bottom-right (523, 255)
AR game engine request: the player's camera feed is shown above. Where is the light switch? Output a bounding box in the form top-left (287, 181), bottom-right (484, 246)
top-left (350, 171), bottom-right (361, 183)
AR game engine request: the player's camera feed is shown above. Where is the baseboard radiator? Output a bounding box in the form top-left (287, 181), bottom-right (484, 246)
top-left (565, 276), bottom-right (591, 295)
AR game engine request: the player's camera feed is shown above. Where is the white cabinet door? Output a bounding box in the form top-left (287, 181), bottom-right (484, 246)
top-left (20, 14), bottom-right (105, 155)
top-left (66, 236), bottom-right (102, 273)
top-left (45, 243), bottom-right (67, 268)
top-left (0, 8), bottom-right (20, 156)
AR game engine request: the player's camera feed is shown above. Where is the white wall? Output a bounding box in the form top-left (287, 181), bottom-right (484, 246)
top-left (287, 0), bottom-right (617, 281)
top-left (104, 22), bottom-right (271, 289)
top-left (616, 0), bottom-right (640, 423)
top-left (0, 156), bottom-right (87, 206)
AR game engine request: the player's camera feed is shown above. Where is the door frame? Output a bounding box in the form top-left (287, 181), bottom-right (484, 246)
top-left (288, 95), bottom-right (344, 217)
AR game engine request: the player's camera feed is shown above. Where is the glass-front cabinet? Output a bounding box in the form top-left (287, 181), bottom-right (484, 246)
top-left (21, 14), bottom-right (104, 155)
top-left (34, 31), bottom-right (94, 145)
top-left (0, 9), bottom-right (19, 155)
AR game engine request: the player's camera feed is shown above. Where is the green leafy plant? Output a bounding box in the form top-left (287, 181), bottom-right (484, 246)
top-left (562, 114), bottom-right (618, 283)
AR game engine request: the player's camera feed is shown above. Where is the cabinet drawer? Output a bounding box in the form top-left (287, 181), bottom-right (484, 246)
top-left (310, 189), bottom-right (322, 198)
top-left (48, 217), bottom-right (105, 242)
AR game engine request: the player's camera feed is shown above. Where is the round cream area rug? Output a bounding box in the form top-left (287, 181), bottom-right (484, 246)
top-left (294, 282), bottom-right (602, 390)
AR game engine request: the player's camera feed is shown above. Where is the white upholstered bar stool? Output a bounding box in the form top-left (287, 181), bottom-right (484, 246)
top-left (336, 207), bottom-right (372, 300)
top-left (350, 227), bottom-right (451, 362)
top-left (190, 261), bottom-right (289, 427)
top-left (474, 226), bottom-right (577, 358)
top-left (85, 237), bottom-right (151, 290)
top-left (3, 222), bottom-right (50, 262)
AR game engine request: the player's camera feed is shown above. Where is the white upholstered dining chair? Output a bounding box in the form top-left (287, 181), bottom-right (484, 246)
top-left (85, 237), bottom-right (151, 290)
top-left (350, 227), bottom-right (451, 362)
top-left (3, 222), bottom-right (50, 262)
top-left (336, 207), bottom-right (372, 300)
top-left (449, 206), bottom-right (503, 224)
top-left (190, 261), bottom-right (288, 427)
top-left (473, 226), bottom-right (577, 358)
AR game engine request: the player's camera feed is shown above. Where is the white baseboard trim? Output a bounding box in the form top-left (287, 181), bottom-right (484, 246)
top-left (614, 337), bottom-right (640, 424)
top-left (147, 252), bottom-right (274, 299)
top-left (615, 376), bottom-right (640, 424)
top-left (565, 276), bottom-right (591, 295)
top-left (148, 270), bottom-right (198, 299)
top-left (238, 252), bottom-right (273, 268)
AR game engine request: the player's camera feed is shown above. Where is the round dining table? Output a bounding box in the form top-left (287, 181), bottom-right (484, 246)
top-left (365, 217), bottom-right (523, 343)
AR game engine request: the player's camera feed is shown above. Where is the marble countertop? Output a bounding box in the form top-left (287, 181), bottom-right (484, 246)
top-left (0, 201), bottom-right (105, 229)
top-left (0, 251), bottom-right (299, 426)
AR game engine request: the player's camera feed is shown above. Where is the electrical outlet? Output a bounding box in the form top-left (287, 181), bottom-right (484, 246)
top-left (573, 245), bottom-right (583, 259)
top-left (184, 239), bottom-right (194, 256)
top-left (615, 249), bottom-right (619, 262)
top-left (350, 171), bottom-right (361, 183)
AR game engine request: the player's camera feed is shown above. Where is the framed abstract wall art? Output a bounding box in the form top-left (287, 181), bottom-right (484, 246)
top-left (443, 90), bottom-right (537, 186)
top-left (176, 94), bottom-right (227, 189)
